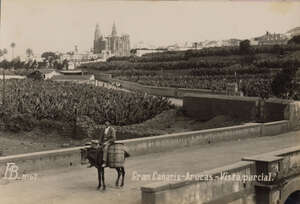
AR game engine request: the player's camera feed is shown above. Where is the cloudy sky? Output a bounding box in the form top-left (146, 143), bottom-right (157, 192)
top-left (0, 0), bottom-right (299, 57)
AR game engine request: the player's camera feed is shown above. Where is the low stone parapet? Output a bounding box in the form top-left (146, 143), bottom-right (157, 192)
top-left (0, 120), bottom-right (290, 175)
top-left (141, 161), bottom-right (255, 204)
top-left (141, 145), bottom-right (300, 204)
top-left (122, 123), bottom-right (262, 156)
top-left (261, 120), bottom-right (289, 136)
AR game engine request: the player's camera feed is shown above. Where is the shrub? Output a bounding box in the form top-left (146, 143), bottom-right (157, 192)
top-left (6, 113), bottom-right (37, 132)
top-left (271, 65), bottom-right (298, 99)
top-left (288, 35), bottom-right (300, 45)
top-left (38, 119), bottom-right (64, 132)
top-left (239, 40), bottom-right (251, 54)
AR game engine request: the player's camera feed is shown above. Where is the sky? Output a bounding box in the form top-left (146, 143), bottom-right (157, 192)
top-left (0, 0), bottom-right (300, 57)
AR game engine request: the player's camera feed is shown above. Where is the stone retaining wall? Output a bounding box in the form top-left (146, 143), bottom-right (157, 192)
top-left (141, 145), bottom-right (300, 204)
top-left (141, 161), bottom-right (256, 204)
top-left (0, 121), bottom-right (290, 175)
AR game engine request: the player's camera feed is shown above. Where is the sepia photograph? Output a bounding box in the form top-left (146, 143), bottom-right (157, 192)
top-left (0, 0), bottom-right (300, 203)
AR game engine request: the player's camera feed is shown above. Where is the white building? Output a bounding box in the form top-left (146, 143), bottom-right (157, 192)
top-left (253, 31), bottom-right (288, 46)
top-left (133, 48), bottom-right (166, 57)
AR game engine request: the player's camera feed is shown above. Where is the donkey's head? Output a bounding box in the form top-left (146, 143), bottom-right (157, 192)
top-left (80, 148), bottom-right (89, 165)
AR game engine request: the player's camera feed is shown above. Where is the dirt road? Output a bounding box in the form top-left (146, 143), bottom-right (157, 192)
top-left (0, 130), bottom-right (300, 204)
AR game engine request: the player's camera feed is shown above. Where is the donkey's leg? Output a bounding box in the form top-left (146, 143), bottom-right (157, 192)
top-left (120, 167), bottom-right (125, 187)
top-left (97, 168), bottom-right (101, 190)
top-left (101, 167), bottom-right (106, 190)
top-left (115, 168), bottom-right (121, 187)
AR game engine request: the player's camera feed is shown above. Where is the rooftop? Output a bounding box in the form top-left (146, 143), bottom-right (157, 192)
top-left (59, 70), bottom-right (83, 75)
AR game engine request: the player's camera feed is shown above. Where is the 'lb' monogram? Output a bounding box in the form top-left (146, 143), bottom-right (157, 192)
top-left (3, 163), bottom-right (19, 180)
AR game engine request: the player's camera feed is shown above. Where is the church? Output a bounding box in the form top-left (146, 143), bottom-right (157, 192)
top-left (93, 23), bottom-right (131, 57)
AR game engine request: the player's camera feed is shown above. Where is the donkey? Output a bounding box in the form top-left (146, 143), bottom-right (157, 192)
top-left (80, 145), bottom-right (129, 190)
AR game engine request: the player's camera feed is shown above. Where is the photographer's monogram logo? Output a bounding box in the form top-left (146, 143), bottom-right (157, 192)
top-left (4, 163), bottom-right (19, 180)
top-left (2, 163), bottom-right (37, 181)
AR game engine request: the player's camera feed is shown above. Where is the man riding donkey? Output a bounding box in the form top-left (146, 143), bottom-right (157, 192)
top-left (82, 121), bottom-right (130, 189)
top-left (87, 121), bottom-right (129, 168)
top-left (102, 121), bottom-right (116, 167)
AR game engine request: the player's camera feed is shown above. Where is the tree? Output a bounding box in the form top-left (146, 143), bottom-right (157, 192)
top-left (10, 42), bottom-right (16, 59)
top-left (41, 51), bottom-right (57, 59)
top-left (62, 59), bottom-right (68, 69)
top-left (0, 49), bottom-right (8, 59)
top-left (11, 57), bottom-right (24, 69)
top-left (239, 40), bottom-right (251, 54)
top-left (41, 51), bottom-right (59, 66)
top-left (0, 59), bottom-right (9, 69)
top-left (0, 49), bottom-right (8, 60)
top-left (288, 35), bottom-right (300, 45)
top-left (271, 63), bottom-right (298, 99)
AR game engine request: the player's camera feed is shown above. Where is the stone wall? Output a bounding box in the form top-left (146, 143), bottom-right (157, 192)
top-left (93, 73), bottom-right (112, 82)
top-left (182, 95), bottom-right (258, 121)
top-left (0, 121), bottom-right (289, 175)
top-left (94, 76), bottom-right (298, 126)
top-left (264, 99), bottom-right (289, 122)
top-left (261, 121), bottom-right (289, 136)
top-left (141, 161), bottom-right (256, 204)
top-left (0, 148), bottom-right (81, 176)
top-left (141, 145), bottom-right (300, 204)
top-left (100, 77), bottom-right (221, 97)
top-left (243, 146), bottom-right (300, 204)
top-left (182, 95), bottom-right (294, 123)
top-left (92, 76), bottom-right (300, 126)
top-left (123, 123), bottom-right (262, 156)
top-left (285, 101), bottom-right (300, 129)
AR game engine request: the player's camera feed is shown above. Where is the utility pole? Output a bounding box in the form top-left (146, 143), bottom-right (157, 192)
top-left (0, 0), bottom-right (2, 29)
top-left (2, 68), bottom-right (5, 106)
top-left (0, 0), bottom-right (5, 106)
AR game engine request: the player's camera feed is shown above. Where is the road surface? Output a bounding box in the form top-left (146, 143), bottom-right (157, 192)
top-left (0, 130), bottom-right (300, 204)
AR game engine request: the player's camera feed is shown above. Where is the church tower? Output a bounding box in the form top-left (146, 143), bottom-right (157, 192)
top-left (94, 23), bottom-right (101, 40)
top-left (92, 22), bottom-right (130, 56)
top-left (110, 22), bottom-right (119, 55)
top-left (111, 21), bottom-right (117, 36)
top-left (93, 24), bottom-right (106, 54)
top-left (111, 22), bottom-right (118, 37)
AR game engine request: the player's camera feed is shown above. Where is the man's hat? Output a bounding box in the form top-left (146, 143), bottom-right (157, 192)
top-left (91, 140), bottom-right (99, 148)
top-left (85, 142), bottom-right (92, 146)
top-left (105, 121), bottom-right (111, 126)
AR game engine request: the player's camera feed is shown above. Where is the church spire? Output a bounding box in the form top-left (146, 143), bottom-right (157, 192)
top-left (111, 21), bottom-right (117, 36)
top-left (94, 23), bottom-right (102, 40)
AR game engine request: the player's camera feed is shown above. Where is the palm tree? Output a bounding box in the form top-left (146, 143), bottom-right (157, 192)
top-left (10, 42), bottom-right (16, 59)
